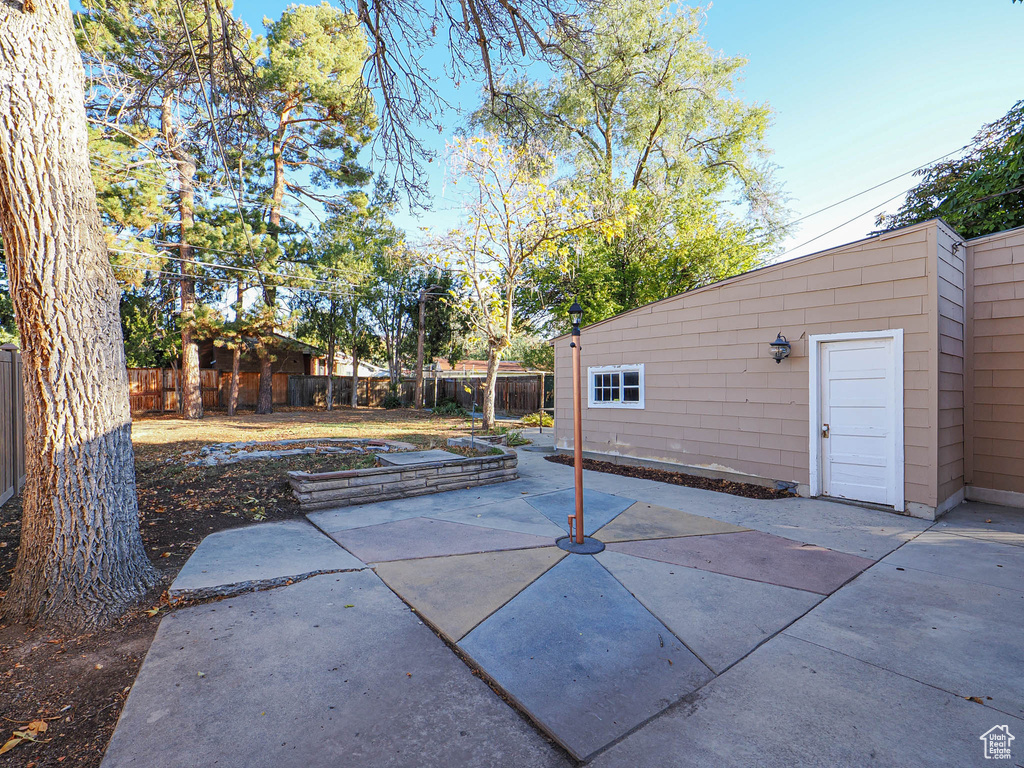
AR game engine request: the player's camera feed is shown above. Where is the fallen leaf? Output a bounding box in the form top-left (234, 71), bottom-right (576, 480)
top-left (406, 673), bottom-right (412, 677)
top-left (197, 672), bottom-right (205, 678)
top-left (965, 696), bottom-right (984, 704)
top-left (26, 721), bottom-right (47, 735)
top-left (344, 604), bottom-right (354, 608)
top-left (145, 607), bottom-right (160, 617)
top-left (0, 737), bottom-right (23, 755)
top-left (159, 552), bottom-right (171, 558)
top-left (985, 519), bottom-right (993, 523)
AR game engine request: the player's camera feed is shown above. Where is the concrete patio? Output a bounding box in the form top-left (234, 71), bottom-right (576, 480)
top-left (101, 430), bottom-right (1024, 767)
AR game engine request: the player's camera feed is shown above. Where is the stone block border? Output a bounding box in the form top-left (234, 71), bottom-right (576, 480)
top-left (289, 447), bottom-right (518, 511)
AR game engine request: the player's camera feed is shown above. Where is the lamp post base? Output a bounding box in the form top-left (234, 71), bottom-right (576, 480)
top-left (555, 536), bottom-right (606, 555)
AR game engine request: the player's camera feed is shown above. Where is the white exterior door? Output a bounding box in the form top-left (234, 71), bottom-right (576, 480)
top-left (819, 337), bottom-right (898, 506)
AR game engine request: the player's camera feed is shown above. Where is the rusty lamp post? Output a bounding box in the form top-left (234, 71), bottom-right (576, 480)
top-left (557, 299), bottom-right (605, 554)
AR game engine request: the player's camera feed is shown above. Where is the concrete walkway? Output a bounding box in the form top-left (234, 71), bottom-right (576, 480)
top-left (103, 430), bottom-right (1024, 767)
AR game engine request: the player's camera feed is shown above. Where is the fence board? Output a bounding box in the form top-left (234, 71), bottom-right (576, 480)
top-left (0, 346), bottom-right (26, 508)
top-left (286, 373), bottom-right (543, 415)
top-left (128, 368), bottom-right (289, 413)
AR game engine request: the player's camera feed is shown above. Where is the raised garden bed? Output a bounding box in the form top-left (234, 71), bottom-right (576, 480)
top-left (289, 446), bottom-right (518, 511)
top-left (185, 438), bottom-right (417, 467)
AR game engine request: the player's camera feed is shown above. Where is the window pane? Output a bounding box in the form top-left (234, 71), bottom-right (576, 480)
top-left (623, 387), bottom-right (639, 402)
top-left (623, 371), bottom-right (639, 387)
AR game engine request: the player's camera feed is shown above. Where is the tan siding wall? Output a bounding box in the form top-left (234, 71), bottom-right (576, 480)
top-left (935, 226), bottom-right (967, 507)
top-left (554, 222), bottom-right (942, 508)
top-left (966, 227), bottom-right (1024, 495)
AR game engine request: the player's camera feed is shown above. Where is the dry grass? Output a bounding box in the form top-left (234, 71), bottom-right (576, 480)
top-left (131, 406), bottom-right (472, 462)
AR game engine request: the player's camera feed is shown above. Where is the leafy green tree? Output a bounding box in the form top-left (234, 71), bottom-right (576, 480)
top-left (433, 134), bottom-right (624, 429)
top-left (877, 101), bottom-right (1024, 239)
top-left (235, 3), bottom-right (376, 412)
top-left (0, 257), bottom-right (18, 346)
top-left (480, 0), bottom-right (785, 330)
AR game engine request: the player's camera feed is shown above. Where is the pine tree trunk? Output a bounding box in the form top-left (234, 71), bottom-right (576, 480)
top-left (0, 0), bottom-right (158, 631)
top-left (350, 348), bottom-right (360, 408)
top-left (227, 280), bottom-right (242, 416)
top-left (256, 349), bottom-right (273, 414)
top-left (482, 343), bottom-right (501, 431)
top-left (227, 346), bottom-right (240, 416)
top-left (326, 332), bottom-right (335, 411)
top-left (162, 97), bottom-right (201, 420)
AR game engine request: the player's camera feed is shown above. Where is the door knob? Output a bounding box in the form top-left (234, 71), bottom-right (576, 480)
top-left (822, 423), bottom-right (830, 438)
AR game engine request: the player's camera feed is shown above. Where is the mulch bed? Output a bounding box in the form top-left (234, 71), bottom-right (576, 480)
top-left (544, 454), bottom-right (796, 500)
top-left (0, 447), bottom-right (375, 767)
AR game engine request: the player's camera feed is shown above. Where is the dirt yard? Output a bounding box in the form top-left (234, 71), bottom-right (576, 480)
top-left (0, 407), bottom-right (470, 767)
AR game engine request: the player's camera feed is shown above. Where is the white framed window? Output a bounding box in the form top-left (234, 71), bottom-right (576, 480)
top-left (587, 364), bottom-right (645, 409)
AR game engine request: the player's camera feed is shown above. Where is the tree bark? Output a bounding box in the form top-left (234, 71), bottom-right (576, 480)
top-left (414, 289), bottom-right (426, 408)
top-left (161, 97), bottom-right (201, 420)
top-left (227, 281), bottom-right (242, 416)
top-left (350, 347), bottom-right (360, 408)
top-left (227, 346), bottom-right (241, 416)
top-left (256, 348), bottom-right (273, 414)
top-left (482, 343), bottom-right (501, 431)
top-left (0, 0), bottom-right (158, 631)
top-left (325, 329), bottom-right (335, 412)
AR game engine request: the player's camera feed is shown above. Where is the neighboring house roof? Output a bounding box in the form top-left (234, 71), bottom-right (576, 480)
top-left (269, 332), bottom-right (324, 356)
top-left (433, 358), bottom-right (543, 374)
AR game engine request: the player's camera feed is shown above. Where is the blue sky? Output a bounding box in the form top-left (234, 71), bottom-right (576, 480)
top-left (245, 0), bottom-right (1021, 259)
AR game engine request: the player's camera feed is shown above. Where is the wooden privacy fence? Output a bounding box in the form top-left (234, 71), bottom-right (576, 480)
top-left (287, 373), bottom-right (545, 416)
top-left (432, 375), bottom-right (545, 416)
top-left (128, 368), bottom-right (287, 414)
top-left (0, 346), bottom-right (25, 507)
top-left (287, 376), bottom-right (415, 408)
top-left (129, 368), bottom-right (548, 416)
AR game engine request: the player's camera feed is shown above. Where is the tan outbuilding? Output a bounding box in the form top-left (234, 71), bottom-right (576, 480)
top-left (552, 219), bottom-right (1024, 520)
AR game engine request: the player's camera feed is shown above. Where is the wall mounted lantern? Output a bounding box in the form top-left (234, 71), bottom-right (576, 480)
top-left (770, 332), bottom-right (792, 364)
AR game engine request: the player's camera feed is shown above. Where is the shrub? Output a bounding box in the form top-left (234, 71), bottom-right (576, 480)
top-left (493, 426), bottom-right (529, 446)
top-left (381, 392), bottom-right (404, 409)
top-left (519, 411), bottom-right (553, 428)
top-left (432, 399), bottom-right (468, 417)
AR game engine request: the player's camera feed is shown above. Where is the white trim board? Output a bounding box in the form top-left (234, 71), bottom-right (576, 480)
top-left (808, 329), bottom-right (905, 512)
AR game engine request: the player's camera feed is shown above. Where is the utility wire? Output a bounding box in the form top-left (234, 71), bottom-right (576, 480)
top-left (785, 142), bottom-right (970, 228)
top-left (775, 186), bottom-right (911, 262)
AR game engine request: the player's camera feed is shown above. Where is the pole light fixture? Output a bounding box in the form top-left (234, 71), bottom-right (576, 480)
top-left (569, 300), bottom-right (583, 329)
top-left (558, 298), bottom-right (605, 554)
top-left (770, 332), bottom-right (792, 364)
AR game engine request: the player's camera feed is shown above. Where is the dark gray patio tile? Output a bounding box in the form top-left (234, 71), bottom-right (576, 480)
top-left (608, 530), bottom-right (873, 594)
top-left (459, 555), bottom-right (714, 761)
top-left (596, 551), bottom-right (822, 673)
top-left (103, 572), bottom-right (569, 768)
top-left (785, 562), bottom-right (1024, 719)
top-left (169, 519), bottom-right (365, 600)
top-left (426, 498), bottom-right (567, 538)
top-left (525, 488), bottom-right (635, 536)
top-left (328, 517), bottom-right (553, 563)
top-left (375, 547), bottom-right (566, 641)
